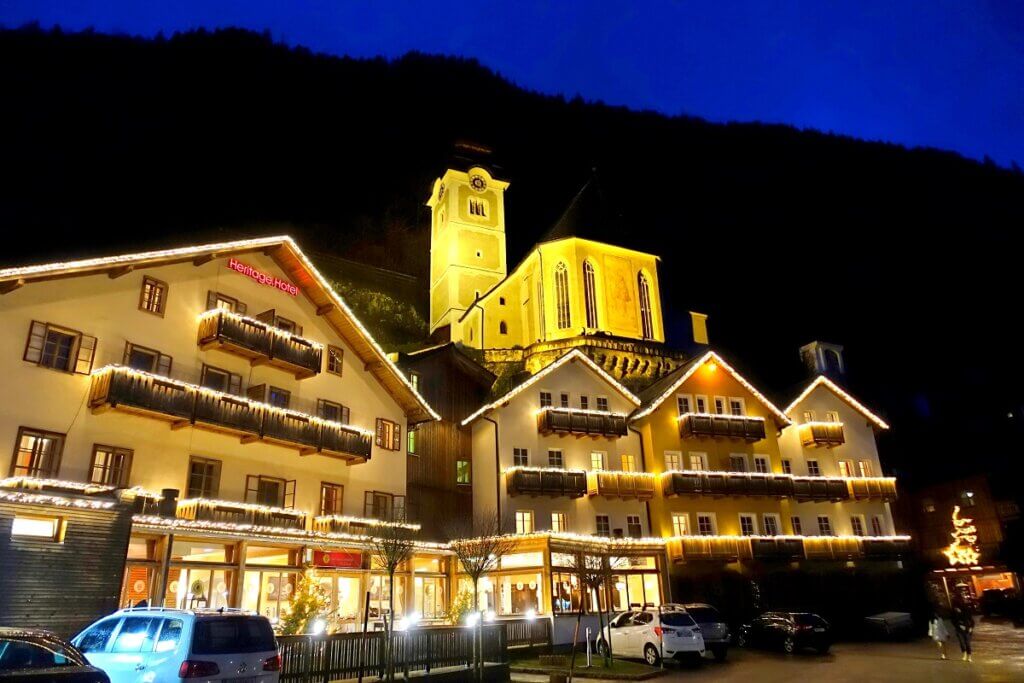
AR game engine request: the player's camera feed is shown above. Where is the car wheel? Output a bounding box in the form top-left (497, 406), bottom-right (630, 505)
top-left (644, 643), bottom-right (662, 666)
top-left (596, 639), bottom-right (609, 658)
top-left (737, 632), bottom-right (748, 648)
top-left (782, 636), bottom-right (796, 654)
top-left (711, 646), bottom-right (728, 661)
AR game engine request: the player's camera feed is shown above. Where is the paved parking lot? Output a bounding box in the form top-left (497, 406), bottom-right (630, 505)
top-left (663, 619), bottom-right (1024, 683)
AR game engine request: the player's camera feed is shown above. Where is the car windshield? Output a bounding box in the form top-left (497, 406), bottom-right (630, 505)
top-left (684, 607), bottom-right (719, 623)
top-left (192, 618), bottom-right (276, 655)
top-left (793, 614), bottom-right (827, 627)
top-left (661, 613), bottom-right (697, 627)
top-left (0, 638), bottom-right (79, 670)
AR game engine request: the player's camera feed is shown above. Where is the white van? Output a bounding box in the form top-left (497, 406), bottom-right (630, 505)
top-left (73, 608), bottom-right (280, 682)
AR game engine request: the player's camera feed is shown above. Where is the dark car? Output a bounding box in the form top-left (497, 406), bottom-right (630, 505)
top-left (979, 588), bottom-right (1019, 618)
top-left (682, 603), bottom-right (730, 660)
top-left (0, 628), bottom-right (110, 681)
top-left (737, 612), bottom-right (831, 654)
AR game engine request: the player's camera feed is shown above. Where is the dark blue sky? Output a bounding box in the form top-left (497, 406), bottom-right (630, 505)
top-left (3, 1), bottom-right (1022, 165)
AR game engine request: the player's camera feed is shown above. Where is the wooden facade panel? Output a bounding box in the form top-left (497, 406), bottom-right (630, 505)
top-left (0, 500), bottom-right (134, 637)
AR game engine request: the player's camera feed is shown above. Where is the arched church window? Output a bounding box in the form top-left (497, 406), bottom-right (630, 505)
top-left (583, 260), bottom-right (598, 329)
top-left (554, 262), bottom-right (571, 330)
top-left (638, 272), bottom-right (654, 340)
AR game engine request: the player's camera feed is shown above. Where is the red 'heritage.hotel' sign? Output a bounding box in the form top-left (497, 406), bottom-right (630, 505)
top-left (228, 257), bottom-right (299, 296)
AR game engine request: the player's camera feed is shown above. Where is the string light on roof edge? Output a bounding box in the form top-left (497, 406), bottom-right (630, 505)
top-left (785, 375), bottom-right (889, 430)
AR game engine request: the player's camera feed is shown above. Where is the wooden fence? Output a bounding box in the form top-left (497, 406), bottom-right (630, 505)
top-left (278, 624), bottom-right (509, 683)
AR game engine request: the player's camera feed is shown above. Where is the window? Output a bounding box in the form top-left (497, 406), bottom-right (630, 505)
top-left (583, 260), bottom-right (599, 328)
top-left (620, 454), bottom-right (637, 472)
top-left (123, 342), bottom-right (172, 375)
top-left (515, 510), bottom-right (534, 534)
top-left (200, 364), bottom-right (241, 395)
top-left (763, 514), bottom-right (781, 536)
top-left (729, 454), bottom-right (748, 472)
top-left (753, 455), bottom-right (770, 473)
top-left (539, 392), bottom-right (552, 408)
top-left (560, 393), bottom-right (570, 409)
top-left (499, 297), bottom-right (506, 305)
top-left (922, 498), bottom-right (936, 513)
top-left (499, 321), bottom-right (508, 335)
top-left (596, 397), bottom-right (609, 412)
top-left (739, 514), bottom-right (757, 536)
top-left (590, 451), bottom-right (606, 470)
top-left (272, 315), bottom-right (301, 335)
top-left (802, 410), bottom-right (815, 422)
top-left (207, 291), bottom-right (246, 314)
top-left (375, 419), bottom-right (401, 451)
top-left (817, 515), bottom-right (834, 536)
top-left (579, 395), bottom-right (589, 410)
top-left (858, 461), bottom-right (874, 477)
top-left (664, 451), bottom-right (682, 471)
top-left (806, 459), bottom-right (821, 476)
top-left (548, 450), bottom-right (564, 468)
top-left (468, 198), bottom-right (488, 217)
top-left (871, 516), bottom-right (885, 536)
top-left (676, 394), bottom-right (692, 415)
top-left (90, 445), bottom-right (133, 487)
top-left (791, 516), bottom-right (803, 535)
top-left (267, 386), bottom-right (291, 409)
top-left (10, 428), bottom-right (65, 478)
top-left (111, 617), bottom-right (158, 653)
top-left (697, 514), bottom-right (716, 536)
top-left (456, 460), bottom-right (471, 485)
top-left (317, 399), bottom-right (350, 424)
top-left (409, 372), bottom-right (420, 392)
top-left (513, 448), bottom-right (529, 467)
top-left (626, 515), bottom-right (643, 538)
top-left (407, 428), bottom-right (418, 455)
top-left (671, 513), bottom-right (690, 536)
top-left (77, 619), bottom-right (119, 653)
top-left (554, 262), bottom-right (571, 329)
top-left (781, 459), bottom-right (792, 474)
top-left (23, 321), bottom-right (96, 374)
top-left (245, 475), bottom-right (294, 508)
top-left (837, 460), bottom-right (853, 478)
top-left (551, 512), bottom-right (566, 533)
top-left (11, 515), bottom-right (63, 541)
top-left (595, 515), bottom-right (611, 536)
top-left (850, 516), bottom-right (866, 536)
top-left (714, 397), bottom-right (726, 415)
top-left (689, 452), bottom-right (708, 470)
top-left (156, 619), bottom-right (183, 653)
top-left (960, 490), bottom-right (976, 507)
top-left (320, 483), bottom-right (344, 515)
top-left (729, 398), bottom-right (745, 416)
top-left (695, 395), bottom-right (708, 413)
top-left (364, 491), bottom-right (405, 520)
top-left (186, 457), bottom-right (221, 498)
top-left (327, 346), bottom-right (344, 376)
top-left (139, 276), bottom-right (168, 315)
top-left (825, 411), bottom-right (840, 423)
top-left (637, 272), bottom-right (654, 339)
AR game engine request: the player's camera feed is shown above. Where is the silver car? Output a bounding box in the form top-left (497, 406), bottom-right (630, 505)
top-left (682, 603), bottom-right (730, 660)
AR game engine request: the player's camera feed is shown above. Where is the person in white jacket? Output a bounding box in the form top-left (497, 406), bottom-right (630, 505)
top-left (928, 609), bottom-right (954, 660)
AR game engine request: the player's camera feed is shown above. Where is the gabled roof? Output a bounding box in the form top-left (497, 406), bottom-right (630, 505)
top-left (785, 375), bottom-right (890, 430)
top-left (538, 174), bottom-right (622, 245)
top-left (461, 349), bottom-right (640, 426)
top-left (632, 350), bottom-right (791, 426)
top-left (0, 236), bottom-right (439, 423)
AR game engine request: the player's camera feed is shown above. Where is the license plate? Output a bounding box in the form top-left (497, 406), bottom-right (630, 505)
top-left (813, 628), bottom-right (826, 632)
top-left (224, 678), bottom-right (259, 683)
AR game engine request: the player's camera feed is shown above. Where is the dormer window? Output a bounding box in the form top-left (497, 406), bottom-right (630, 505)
top-left (468, 198), bottom-right (488, 217)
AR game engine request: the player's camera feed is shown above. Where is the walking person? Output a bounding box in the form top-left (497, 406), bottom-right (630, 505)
top-left (928, 608), bottom-right (953, 660)
top-left (951, 596), bottom-right (975, 662)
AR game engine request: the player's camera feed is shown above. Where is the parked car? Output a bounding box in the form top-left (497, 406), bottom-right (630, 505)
top-left (980, 588), bottom-right (1020, 618)
top-left (681, 603), bottom-right (730, 660)
top-left (0, 628), bottom-right (109, 682)
top-left (597, 605), bottom-right (704, 666)
top-left (863, 612), bottom-right (914, 640)
top-left (737, 611), bottom-right (831, 654)
top-left (73, 608), bottom-right (280, 682)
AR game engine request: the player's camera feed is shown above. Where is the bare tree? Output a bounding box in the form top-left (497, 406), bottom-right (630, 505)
top-left (565, 550), bottom-right (613, 677)
top-left (370, 519), bottom-right (417, 681)
top-left (444, 510), bottom-right (517, 681)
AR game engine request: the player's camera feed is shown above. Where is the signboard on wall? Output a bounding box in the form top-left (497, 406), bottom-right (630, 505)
top-left (228, 258), bottom-right (299, 296)
top-left (311, 550), bottom-right (363, 569)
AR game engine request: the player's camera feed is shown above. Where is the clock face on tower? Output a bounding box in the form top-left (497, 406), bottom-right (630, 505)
top-left (469, 174), bottom-right (487, 192)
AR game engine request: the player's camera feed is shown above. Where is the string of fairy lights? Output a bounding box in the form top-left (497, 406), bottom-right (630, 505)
top-left (197, 308), bottom-right (325, 349)
top-left (785, 375), bottom-right (890, 430)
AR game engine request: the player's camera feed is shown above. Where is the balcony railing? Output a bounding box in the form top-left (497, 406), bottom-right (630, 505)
top-left (90, 366), bottom-right (372, 461)
top-left (667, 536), bottom-right (741, 561)
top-left (505, 468), bottom-right (588, 498)
top-left (799, 422), bottom-right (845, 448)
top-left (848, 477), bottom-right (898, 502)
top-left (792, 477), bottom-right (850, 502)
top-left (668, 535), bottom-right (910, 563)
top-left (197, 309), bottom-right (322, 379)
top-left (661, 471), bottom-right (896, 503)
top-left (587, 472), bottom-right (656, 500)
top-left (312, 514), bottom-right (420, 536)
top-left (750, 537), bottom-right (805, 560)
top-left (678, 413), bottom-right (766, 441)
top-left (536, 408), bottom-right (628, 438)
top-left (177, 498), bottom-right (307, 530)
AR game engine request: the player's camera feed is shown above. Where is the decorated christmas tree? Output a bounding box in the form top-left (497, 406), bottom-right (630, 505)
top-left (941, 505), bottom-right (980, 566)
top-left (280, 572), bottom-right (330, 635)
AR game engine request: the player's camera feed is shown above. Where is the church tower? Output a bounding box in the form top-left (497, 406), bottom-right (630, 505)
top-left (427, 164), bottom-right (509, 340)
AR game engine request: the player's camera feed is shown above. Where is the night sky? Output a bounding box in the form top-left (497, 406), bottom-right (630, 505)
top-left (2, 0), bottom-right (1023, 166)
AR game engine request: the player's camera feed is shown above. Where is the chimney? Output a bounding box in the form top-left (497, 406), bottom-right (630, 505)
top-left (690, 311), bottom-right (709, 345)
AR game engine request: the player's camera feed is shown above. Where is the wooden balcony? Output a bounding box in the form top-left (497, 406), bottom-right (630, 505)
top-left (661, 472), bottom-right (795, 498)
top-left (802, 536), bottom-right (863, 560)
top-left (669, 535), bottom-right (909, 563)
top-left (90, 367), bottom-right (372, 462)
top-left (198, 309), bottom-right (322, 379)
top-left (750, 538), bottom-right (805, 560)
top-left (537, 408), bottom-right (628, 438)
top-left (505, 469), bottom-right (588, 498)
top-left (587, 472), bottom-right (655, 500)
top-left (312, 514), bottom-right (417, 536)
top-left (848, 477), bottom-right (898, 502)
top-left (678, 414), bottom-right (766, 441)
top-left (792, 477), bottom-right (850, 502)
top-left (667, 536), bottom-right (741, 562)
top-left (861, 537), bottom-right (911, 559)
top-left (177, 498), bottom-right (307, 530)
top-left (799, 422), bottom-right (845, 448)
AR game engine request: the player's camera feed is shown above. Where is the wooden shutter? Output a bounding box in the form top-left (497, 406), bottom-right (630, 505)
top-left (392, 423), bottom-right (402, 451)
top-left (364, 491), bottom-right (374, 517)
top-left (235, 300), bottom-right (247, 315)
top-left (255, 309), bottom-right (275, 325)
top-left (156, 353), bottom-right (173, 376)
top-left (375, 419), bottom-right (385, 447)
top-left (245, 475), bottom-right (258, 503)
top-left (74, 334), bottom-right (97, 374)
top-left (23, 321), bottom-right (47, 363)
top-left (206, 291), bottom-right (218, 311)
top-left (228, 372), bottom-right (242, 396)
top-left (284, 480), bottom-right (296, 509)
top-left (246, 383), bottom-right (266, 402)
